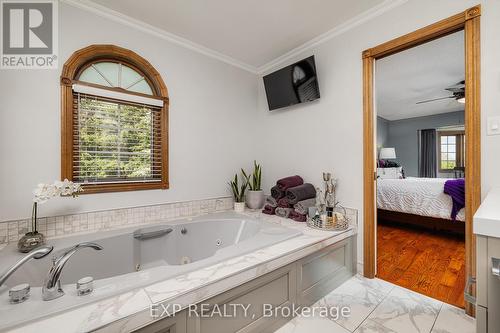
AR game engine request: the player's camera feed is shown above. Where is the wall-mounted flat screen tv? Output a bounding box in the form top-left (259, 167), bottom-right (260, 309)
top-left (263, 55), bottom-right (320, 111)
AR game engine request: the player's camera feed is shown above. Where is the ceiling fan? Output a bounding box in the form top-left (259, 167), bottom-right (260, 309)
top-left (416, 80), bottom-right (465, 104)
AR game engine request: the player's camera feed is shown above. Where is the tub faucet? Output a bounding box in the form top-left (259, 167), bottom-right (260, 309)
top-left (0, 246), bottom-right (53, 287)
top-left (42, 242), bottom-right (103, 301)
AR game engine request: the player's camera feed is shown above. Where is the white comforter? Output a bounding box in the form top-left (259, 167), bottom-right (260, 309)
top-left (377, 177), bottom-right (465, 222)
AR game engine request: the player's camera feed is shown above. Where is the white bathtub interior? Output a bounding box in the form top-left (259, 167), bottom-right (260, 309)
top-left (0, 212), bottom-right (302, 329)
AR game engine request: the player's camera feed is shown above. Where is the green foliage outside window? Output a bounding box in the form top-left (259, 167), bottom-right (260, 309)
top-left (77, 96), bottom-right (156, 182)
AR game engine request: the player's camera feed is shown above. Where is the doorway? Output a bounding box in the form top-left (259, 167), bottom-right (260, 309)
top-left (362, 6), bottom-right (481, 316)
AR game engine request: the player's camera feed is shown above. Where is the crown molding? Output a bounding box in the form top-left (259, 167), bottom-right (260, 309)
top-left (62, 0), bottom-right (408, 76)
top-left (60, 0), bottom-right (259, 73)
top-left (257, 0), bottom-right (409, 74)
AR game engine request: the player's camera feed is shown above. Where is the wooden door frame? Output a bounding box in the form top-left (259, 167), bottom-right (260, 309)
top-left (362, 5), bottom-right (481, 316)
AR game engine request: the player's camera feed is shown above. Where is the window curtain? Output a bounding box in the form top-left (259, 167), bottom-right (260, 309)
top-left (418, 129), bottom-right (437, 178)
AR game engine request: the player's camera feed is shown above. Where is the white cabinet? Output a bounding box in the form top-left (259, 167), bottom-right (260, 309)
top-left (134, 237), bottom-right (356, 333)
top-left (474, 188), bottom-right (500, 333)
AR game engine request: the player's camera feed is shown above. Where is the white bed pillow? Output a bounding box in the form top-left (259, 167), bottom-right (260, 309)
top-left (377, 167), bottom-right (403, 179)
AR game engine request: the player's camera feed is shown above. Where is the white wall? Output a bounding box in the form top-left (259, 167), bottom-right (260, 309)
top-left (0, 3), bottom-right (258, 222)
top-left (256, 0), bottom-right (500, 266)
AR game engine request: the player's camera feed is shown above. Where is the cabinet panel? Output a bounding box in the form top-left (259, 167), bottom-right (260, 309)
top-left (297, 238), bottom-right (355, 306)
top-left (487, 237), bottom-right (500, 333)
top-left (187, 264), bottom-right (296, 333)
top-left (476, 306), bottom-right (487, 333)
top-left (136, 236), bottom-right (356, 333)
top-left (476, 235), bottom-right (488, 307)
top-left (135, 310), bottom-right (187, 333)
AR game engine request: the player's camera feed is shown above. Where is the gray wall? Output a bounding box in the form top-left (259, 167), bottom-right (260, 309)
top-left (377, 111), bottom-right (464, 177)
top-left (377, 116), bottom-right (389, 152)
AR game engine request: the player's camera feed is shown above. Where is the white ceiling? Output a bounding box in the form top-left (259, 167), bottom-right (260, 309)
top-left (86, 0), bottom-right (386, 69)
top-left (376, 30), bottom-right (465, 121)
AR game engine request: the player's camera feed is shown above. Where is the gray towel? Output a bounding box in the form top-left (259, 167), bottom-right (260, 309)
top-left (293, 198), bottom-right (316, 215)
top-left (266, 196), bottom-right (278, 208)
top-left (286, 183), bottom-right (316, 204)
top-left (275, 207), bottom-right (293, 218)
top-left (271, 185), bottom-right (285, 199)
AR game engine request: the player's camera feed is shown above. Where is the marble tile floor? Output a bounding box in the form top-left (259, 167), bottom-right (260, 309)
top-left (274, 275), bottom-right (475, 333)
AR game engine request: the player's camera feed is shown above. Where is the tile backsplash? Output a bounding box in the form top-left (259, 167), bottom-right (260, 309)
top-left (0, 197), bottom-right (234, 245)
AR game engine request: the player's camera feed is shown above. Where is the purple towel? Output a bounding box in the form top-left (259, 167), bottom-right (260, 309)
top-left (289, 210), bottom-right (307, 222)
top-left (277, 175), bottom-right (304, 190)
top-left (444, 178), bottom-right (465, 221)
top-left (262, 205), bottom-right (276, 215)
top-left (277, 197), bottom-right (291, 208)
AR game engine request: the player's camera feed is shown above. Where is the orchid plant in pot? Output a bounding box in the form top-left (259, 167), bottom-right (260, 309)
top-left (242, 161), bottom-right (264, 210)
top-left (18, 179), bottom-right (83, 253)
top-left (229, 174), bottom-right (247, 213)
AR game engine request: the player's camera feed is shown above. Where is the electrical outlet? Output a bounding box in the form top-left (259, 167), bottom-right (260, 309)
top-left (487, 116), bottom-right (500, 136)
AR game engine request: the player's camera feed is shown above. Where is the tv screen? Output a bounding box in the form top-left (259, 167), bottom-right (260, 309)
top-left (263, 56), bottom-right (320, 111)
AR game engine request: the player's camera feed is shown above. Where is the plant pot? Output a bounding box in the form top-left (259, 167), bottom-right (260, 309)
top-left (234, 202), bottom-right (245, 213)
top-left (17, 231), bottom-right (45, 253)
top-left (245, 190), bottom-right (265, 209)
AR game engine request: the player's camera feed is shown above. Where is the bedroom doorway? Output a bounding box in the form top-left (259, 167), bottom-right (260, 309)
top-left (375, 30), bottom-right (466, 308)
top-left (362, 6), bottom-right (481, 316)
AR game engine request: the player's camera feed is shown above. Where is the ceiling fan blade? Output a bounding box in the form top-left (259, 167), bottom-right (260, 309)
top-left (445, 80), bottom-right (465, 93)
top-left (416, 96), bottom-right (455, 104)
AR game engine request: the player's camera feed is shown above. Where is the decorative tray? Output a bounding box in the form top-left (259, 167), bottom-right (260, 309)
top-left (306, 205), bottom-right (350, 231)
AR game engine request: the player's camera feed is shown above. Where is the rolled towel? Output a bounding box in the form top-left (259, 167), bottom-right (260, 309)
top-left (286, 183), bottom-right (316, 204)
top-left (293, 198), bottom-right (316, 215)
top-left (275, 207), bottom-right (293, 218)
top-left (262, 205), bottom-right (276, 215)
top-left (265, 196), bottom-right (278, 208)
top-left (277, 175), bottom-right (304, 190)
top-left (271, 185), bottom-right (285, 200)
top-left (289, 211), bottom-right (307, 222)
top-left (277, 197), bottom-right (291, 208)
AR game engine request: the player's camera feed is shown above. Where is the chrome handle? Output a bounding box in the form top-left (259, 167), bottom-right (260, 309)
top-left (42, 242), bottom-right (102, 301)
top-left (464, 276), bottom-right (476, 305)
top-left (133, 227), bottom-right (172, 240)
top-left (492, 258), bottom-right (500, 277)
top-left (76, 276), bottom-right (94, 296)
top-left (9, 283), bottom-right (30, 303)
top-left (0, 245), bottom-right (53, 287)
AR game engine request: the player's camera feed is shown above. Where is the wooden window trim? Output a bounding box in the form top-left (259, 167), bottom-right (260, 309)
top-left (438, 130), bottom-right (465, 172)
top-left (61, 45), bottom-right (169, 193)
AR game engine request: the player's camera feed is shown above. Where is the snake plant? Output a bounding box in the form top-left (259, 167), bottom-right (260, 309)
top-left (242, 160), bottom-right (262, 191)
top-left (229, 173), bottom-right (247, 202)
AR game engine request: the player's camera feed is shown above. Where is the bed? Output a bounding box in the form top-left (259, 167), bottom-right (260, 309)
top-left (377, 177), bottom-right (465, 234)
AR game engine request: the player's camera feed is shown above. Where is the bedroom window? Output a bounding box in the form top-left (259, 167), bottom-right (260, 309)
top-left (61, 45), bottom-right (169, 193)
top-left (438, 131), bottom-right (465, 172)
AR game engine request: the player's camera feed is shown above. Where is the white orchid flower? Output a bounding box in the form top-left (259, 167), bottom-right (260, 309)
top-left (33, 179), bottom-right (83, 203)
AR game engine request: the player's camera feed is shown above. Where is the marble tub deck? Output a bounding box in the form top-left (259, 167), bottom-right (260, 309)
top-left (275, 275), bottom-right (475, 333)
top-left (2, 210), bottom-right (357, 333)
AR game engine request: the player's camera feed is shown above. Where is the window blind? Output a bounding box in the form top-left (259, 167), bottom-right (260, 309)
top-left (73, 92), bottom-right (163, 184)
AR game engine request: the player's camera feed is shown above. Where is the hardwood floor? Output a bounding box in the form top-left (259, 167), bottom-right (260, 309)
top-left (376, 221), bottom-right (465, 308)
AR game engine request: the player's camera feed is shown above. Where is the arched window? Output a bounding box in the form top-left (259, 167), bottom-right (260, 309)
top-left (61, 45), bottom-right (169, 193)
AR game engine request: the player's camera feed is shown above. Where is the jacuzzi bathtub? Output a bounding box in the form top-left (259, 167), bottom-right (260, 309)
top-left (0, 212), bottom-right (302, 329)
